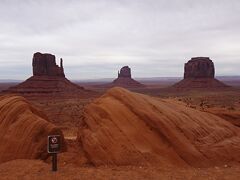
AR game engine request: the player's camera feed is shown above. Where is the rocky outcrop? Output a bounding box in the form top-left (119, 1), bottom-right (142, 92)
top-left (102, 66), bottom-right (145, 88)
top-left (0, 95), bottom-right (66, 163)
top-left (32, 52), bottom-right (65, 77)
top-left (173, 57), bottom-right (228, 89)
top-left (184, 57), bottom-right (215, 79)
top-left (3, 52), bottom-right (94, 98)
top-left (118, 66), bottom-right (131, 78)
top-left (77, 87), bottom-right (240, 167)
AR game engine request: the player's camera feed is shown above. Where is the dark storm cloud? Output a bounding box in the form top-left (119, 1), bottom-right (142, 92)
top-left (0, 0), bottom-right (240, 79)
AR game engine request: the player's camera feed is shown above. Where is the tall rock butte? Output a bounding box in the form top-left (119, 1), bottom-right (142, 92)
top-left (3, 52), bottom-right (93, 98)
top-left (184, 57), bottom-right (215, 79)
top-left (104, 66), bottom-right (145, 88)
top-left (173, 57), bottom-right (228, 89)
top-left (118, 66), bottom-right (132, 78)
top-left (32, 52), bottom-right (65, 77)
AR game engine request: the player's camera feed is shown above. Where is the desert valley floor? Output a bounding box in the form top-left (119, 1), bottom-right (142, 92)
top-left (0, 79), bottom-right (240, 180)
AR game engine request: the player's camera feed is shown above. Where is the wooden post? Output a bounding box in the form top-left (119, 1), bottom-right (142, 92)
top-left (52, 153), bottom-right (57, 172)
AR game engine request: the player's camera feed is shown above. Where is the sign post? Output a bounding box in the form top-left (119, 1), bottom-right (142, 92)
top-left (48, 135), bottom-right (61, 172)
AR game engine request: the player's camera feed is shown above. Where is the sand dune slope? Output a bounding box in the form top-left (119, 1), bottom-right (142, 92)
top-left (0, 95), bottom-right (65, 163)
top-left (78, 87), bottom-right (240, 167)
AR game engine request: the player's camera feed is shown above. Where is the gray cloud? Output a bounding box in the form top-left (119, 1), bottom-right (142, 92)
top-left (0, 0), bottom-right (240, 80)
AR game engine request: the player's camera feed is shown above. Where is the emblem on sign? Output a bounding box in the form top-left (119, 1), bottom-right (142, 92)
top-left (48, 135), bottom-right (61, 153)
top-left (51, 137), bottom-right (58, 144)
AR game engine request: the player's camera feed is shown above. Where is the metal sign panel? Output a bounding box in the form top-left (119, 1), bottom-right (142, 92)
top-left (48, 135), bottom-right (61, 153)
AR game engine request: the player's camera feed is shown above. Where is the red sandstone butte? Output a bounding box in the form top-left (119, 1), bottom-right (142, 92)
top-left (3, 52), bottom-right (93, 98)
top-left (173, 57), bottom-right (228, 89)
top-left (103, 66), bottom-right (145, 88)
top-left (118, 66), bottom-right (132, 78)
top-left (32, 52), bottom-right (65, 77)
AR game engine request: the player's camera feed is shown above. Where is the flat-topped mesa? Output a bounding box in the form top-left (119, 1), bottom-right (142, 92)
top-left (111, 66), bottom-right (145, 88)
top-left (118, 66), bottom-right (131, 78)
top-left (172, 57), bottom-right (228, 89)
top-left (184, 57), bottom-right (215, 79)
top-left (98, 66), bottom-right (145, 88)
top-left (32, 52), bottom-right (65, 77)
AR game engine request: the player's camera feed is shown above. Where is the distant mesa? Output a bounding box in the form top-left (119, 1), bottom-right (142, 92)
top-left (3, 52), bottom-right (93, 98)
top-left (103, 66), bottom-right (145, 88)
top-left (184, 57), bottom-right (215, 79)
top-left (118, 66), bottom-right (131, 78)
top-left (173, 57), bottom-right (228, 89)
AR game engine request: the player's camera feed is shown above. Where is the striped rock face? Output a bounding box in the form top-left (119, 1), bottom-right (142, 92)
top-left (0, 95), bottom-right (66, 163)
top-left (78, 87), bottom-right (240, 167)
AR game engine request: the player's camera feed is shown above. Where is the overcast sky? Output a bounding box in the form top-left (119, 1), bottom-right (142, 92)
top-left (0, 0), bottom-right (240, 80)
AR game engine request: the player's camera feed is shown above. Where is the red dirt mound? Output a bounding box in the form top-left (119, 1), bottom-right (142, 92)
top-left (110, 77), bottom-right (145, 88)
top-left (0, 95), bottom-right (65, 163)
top-left (173, 78), bottom-right (228, 89)
top-left (5, 76), bottom-right (90, 96)
top-left (77, 87), bottom-right (240, 167)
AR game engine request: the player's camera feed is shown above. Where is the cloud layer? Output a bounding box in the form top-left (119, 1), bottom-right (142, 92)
top-left (0, 0), bottom-right (240, 79)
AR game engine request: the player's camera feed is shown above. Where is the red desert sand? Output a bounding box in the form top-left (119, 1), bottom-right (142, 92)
top-left (1, 88), bottom-right (240, 179)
